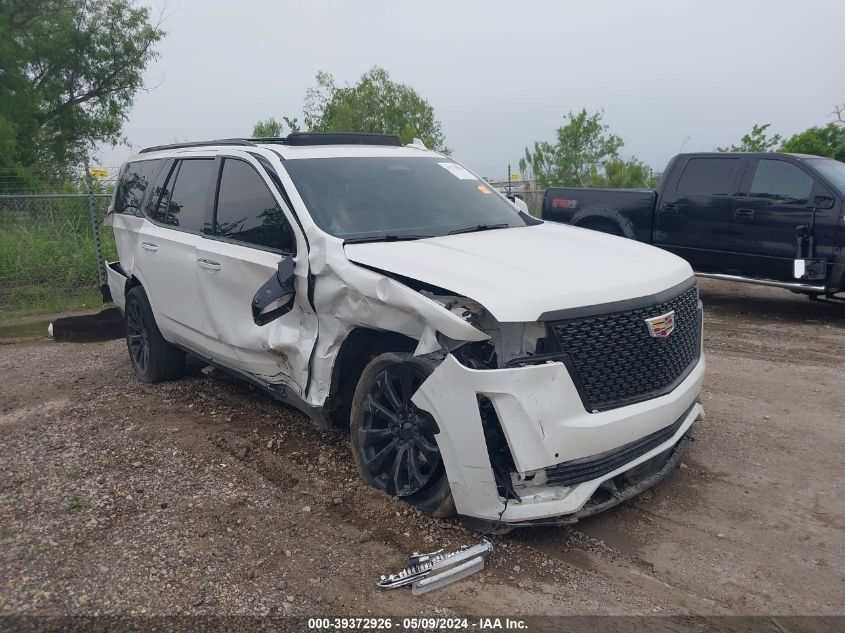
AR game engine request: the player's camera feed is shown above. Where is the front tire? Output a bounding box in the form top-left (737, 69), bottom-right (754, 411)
top-left (350, 352), bottom-right (455, 517)
top-left (125, 285), bottom-right (185, 383)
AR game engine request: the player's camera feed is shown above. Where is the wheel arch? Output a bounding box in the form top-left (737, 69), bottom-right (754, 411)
top-left (326, 327), bottom-right (418, 428)
top-left (571, 206), bottom-right (635, 238)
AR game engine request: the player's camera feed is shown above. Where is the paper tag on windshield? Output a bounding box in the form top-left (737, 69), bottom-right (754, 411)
top-left (438, 162), bottom-right (477, 180)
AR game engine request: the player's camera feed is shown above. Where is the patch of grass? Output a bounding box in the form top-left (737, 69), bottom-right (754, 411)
top-left (0, 526), bottom-right (18, 539)
top-left (66, 496), bottom-right (90, 512)
top-left (26, 541), bottom-right (52, 561)
top-left (56, 467), bottom-right (80, 480)
top-left (0, 198), bottom-right (116, 318)
top-left (0, 287), bottom-right (107, 321)
top-left (0, 319), bottom-right (52, 339)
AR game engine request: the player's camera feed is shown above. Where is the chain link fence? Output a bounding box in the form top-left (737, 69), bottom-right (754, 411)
top-left (0, 193), bottom-right (115, 320)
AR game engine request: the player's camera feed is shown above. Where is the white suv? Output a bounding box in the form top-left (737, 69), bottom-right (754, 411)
top-left (105, 132), bottom-right (704, 531)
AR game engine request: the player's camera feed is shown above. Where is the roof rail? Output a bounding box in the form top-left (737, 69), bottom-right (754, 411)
top-left (138, 139), bottom-right (257, 154)
top-left (249, 137), bottom-right (287, 144)
top-left (139, 132), bottom-right (404, 154)
top-left (283, 132), bottom-right (402, 147)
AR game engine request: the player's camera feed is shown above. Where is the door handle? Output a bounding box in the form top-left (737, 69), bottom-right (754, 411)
top-left (735, 208), bottom-right (755, 220)
top-left (141, 242), bottom-right (158, 252)
top-left (197, 258), bottom-right (222, 271)
top-left (661, 203), bottom-right (680, 215)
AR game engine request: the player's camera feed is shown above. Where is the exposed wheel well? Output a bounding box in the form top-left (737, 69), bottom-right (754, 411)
top-left (327, 328), bottom-right (417, 428)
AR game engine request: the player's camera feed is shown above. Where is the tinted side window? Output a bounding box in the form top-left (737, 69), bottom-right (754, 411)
top-left (676, 158), bottom-right (740, 195)
top-left (154, 159), bottom-right (214, 232)
top-left (749, 159), bottom-right (813, 204)
top-left (114, 160), bottom-right (160, 214)
top-left (214, 159), bottom-right (296, 253)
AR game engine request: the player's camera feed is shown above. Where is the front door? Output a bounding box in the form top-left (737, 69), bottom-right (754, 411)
top-left (728, 157), bottom-right (840, 282)
top-left (195, 155), bottom-right (317, 399)
top-left (653, 155), bottom-right (746, 272)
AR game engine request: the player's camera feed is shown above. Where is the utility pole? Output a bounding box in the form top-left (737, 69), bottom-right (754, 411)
top-left (507, 164), bottom-right (512, 197)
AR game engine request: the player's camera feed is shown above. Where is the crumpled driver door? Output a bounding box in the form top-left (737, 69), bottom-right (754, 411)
top-left (195, 154), bottom-right (317, 399)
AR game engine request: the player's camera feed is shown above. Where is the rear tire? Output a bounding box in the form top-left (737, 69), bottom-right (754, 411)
top-left (350, 352), bottom-right (455, 517)
top-left (125, 285), bottom-right (185, 383)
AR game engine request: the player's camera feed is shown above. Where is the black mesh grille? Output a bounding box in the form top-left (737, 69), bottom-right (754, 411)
top-left (549, 284), bottom-right (701, 412)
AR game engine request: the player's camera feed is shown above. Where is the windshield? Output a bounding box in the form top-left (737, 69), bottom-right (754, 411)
top-left (806, 158), bottom-right (845, 194)
top-left (283, 156), bottom-right (530, 239)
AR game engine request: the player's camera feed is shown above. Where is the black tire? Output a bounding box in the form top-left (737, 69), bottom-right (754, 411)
top-left (124, 285), bottom-right (185, 383)
top-left (350, 352), bottom-right (455, 517)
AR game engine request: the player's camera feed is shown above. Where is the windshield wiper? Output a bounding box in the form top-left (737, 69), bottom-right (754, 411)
top-left (343, 234), bottom-right (434, 245)
top-left (447, 223), bottom-right (511, 235)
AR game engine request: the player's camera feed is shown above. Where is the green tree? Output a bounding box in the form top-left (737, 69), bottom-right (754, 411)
top-left (251, 116), bottom-right (300, 138)
top-left (601, 157), bottom-right (652, 188)
top-left (780, 123), bottom-right (845, 161)
top-left (253, 67), bottom-right (448, 151)
top-left (717, 123), bottom-right (782, 152)
top-left (519, 109), bottom-right (627, 188)
top-left (0, 0), bottom-right (164, 188)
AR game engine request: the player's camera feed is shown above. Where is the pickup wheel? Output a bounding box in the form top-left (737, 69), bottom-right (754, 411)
top-left (350, 352), bottom-right (455, 517)
top-left (125, 286), bottom-right (186, 383)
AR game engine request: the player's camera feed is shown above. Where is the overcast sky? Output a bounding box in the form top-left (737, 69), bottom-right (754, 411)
top-left (97, 0), bottom-right (845, 179)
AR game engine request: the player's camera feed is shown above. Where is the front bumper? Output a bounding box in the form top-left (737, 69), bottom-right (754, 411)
top-left (411, 354), bottom-right (705, 524)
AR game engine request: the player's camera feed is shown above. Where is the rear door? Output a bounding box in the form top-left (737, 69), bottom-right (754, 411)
top-left (195, 155), bottom-right (317, 399)
top-left (110, 158), bottom-right (164, 274)
top-left (653, 155), bottom-right (745, 272)
top-left (730, 157), bottom-right (837, 281)
top-left (135, 157), bottom-right (216, 350)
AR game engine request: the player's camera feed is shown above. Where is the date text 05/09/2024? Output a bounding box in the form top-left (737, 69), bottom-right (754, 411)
top-left (306, 617), bottom-right (528, 630)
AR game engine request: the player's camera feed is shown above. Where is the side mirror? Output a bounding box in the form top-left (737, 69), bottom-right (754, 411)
top-left (813, 195), bottom-right (835, 210)
top-left (252, 256), bottom-right (296, 326)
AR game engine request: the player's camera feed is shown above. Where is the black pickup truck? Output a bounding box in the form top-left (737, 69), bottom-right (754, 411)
top-left (542, 152), bottom-right (845, 299)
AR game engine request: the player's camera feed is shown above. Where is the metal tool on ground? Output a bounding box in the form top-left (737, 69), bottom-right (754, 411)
top-left (377, 538), bottom-right (493, 595)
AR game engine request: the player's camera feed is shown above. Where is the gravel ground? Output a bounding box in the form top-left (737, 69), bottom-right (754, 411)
top-left (0, 279), bottom-right (843, 619)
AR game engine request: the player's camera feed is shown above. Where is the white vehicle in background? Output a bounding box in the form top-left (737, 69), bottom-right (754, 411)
top-left (105, 132), bottom-right (704, 531)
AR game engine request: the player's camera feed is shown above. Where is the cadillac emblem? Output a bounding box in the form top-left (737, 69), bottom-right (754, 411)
top-left (644, 311), bottom-right (675, 338)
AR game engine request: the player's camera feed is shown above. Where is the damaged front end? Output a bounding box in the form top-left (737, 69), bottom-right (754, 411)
top-left (402, 284), bottom-right (705, 530)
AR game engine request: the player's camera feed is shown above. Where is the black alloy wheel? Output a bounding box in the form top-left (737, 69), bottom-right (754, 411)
top-left (123, 285), bottom-right (185, 383)
top-left (357, 363), bottom-right (442, 497)
top-left (126, 298), bottom-right (149, 374)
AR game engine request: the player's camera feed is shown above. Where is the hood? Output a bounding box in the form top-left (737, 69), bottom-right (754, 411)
top-left (344, 222), bottom-right (694, 322)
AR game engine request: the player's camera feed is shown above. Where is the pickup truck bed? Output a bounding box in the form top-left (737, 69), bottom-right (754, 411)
top-left (543, 188), bottom-right (657, 242)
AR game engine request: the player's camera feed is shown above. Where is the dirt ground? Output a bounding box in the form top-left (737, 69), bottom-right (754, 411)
top-left (0, 279), bottom-right (843, 619)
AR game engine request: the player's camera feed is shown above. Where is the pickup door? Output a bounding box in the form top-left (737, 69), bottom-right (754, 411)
top-left (653, 155), bottom-right (747, 273)
top-left (728, 157), bottom-right (839, 282)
